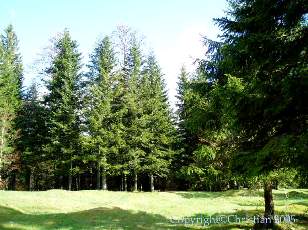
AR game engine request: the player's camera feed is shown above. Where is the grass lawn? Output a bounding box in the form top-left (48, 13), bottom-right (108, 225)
top-left (0, 189), bottom-right (307, 230)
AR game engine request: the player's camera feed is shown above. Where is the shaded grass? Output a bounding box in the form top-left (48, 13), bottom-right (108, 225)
top-left (0, 206), bottom-right (191, 230)
top-left (0, 189), bottom-right (307, 229)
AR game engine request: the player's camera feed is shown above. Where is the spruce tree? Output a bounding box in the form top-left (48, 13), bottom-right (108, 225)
top-left (44, 30), bottom-right (82, 190)
top-left (177, 39), bottom-right (237, 191)
top-left (0, 25), bottom-right (23, 187)
top-left (141, 55), bottom-right (175, 192)
top-left (212, 0), bottom-right (308, 224)
top-left (86, 36), bottom-right (116, 190)
top-left (111, 26), bottom-right (141, 191)
top-left (124, 41), bottom-right (144, 191)
top-left (17, 83), bottom-right (48, 190)
top-left (109, 70), bottom-right (128, 191)
top-left (175, 66), bottom-right (197, 164)
top-left (174, 67), bottom-right (199, 189)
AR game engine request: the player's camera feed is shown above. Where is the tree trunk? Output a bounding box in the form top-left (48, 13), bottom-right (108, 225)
top-left (68, 160), bottom-right (72, 191)
top-left (78, 174), bottom-right (80, 190)
top-left (102, 168), bottom-right (107, 190)
top-left (124, 174), bottom-right (127, 191)
top-left (60, 175), bottom-right (63, 190)
top-left (29, 168), bottom-right (34, 191)
top-left (121, 175), bottom-right (123, 191)
top-left (264, 180), bottom-right (274, 218)
top-left (97, 162), bottom-right (101, 190)
top-left (90, 173), bottom-right (93, 188)
top-left (150, 173), bottom-right (154, 192)
top-left (75, 175), bottom-right (79, 191)
top-left (254, 180), bottom-right (275, 229)
top-left (133, 172), bottom-right (138, 192)
top-left (11, 171), bottom-right (16, 190)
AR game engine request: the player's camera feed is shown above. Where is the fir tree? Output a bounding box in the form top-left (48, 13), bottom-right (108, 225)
top-left (212, 0), bottom-right (308, 224)
top-left (44, 30), bottom-right (82, 190)
top-left (141, 55), bottom-right (176, 192)
top-left (0, 25), bottom-right (23, 187)
top-left (86, 36), bottom-right (116, 190)
top-left (111, 26), bottom-right (142, 191)
top-left (17, 83), bottom-right (48, 190)
top-left (124, 40), bottom-right (144, 191)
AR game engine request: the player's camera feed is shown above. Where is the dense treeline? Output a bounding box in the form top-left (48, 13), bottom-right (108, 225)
top-left (0, 0), bottom-right (307, 224)
top-left (0, 25), bottom-right (178, 192)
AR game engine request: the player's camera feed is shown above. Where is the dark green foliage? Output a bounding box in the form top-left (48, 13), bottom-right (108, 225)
top-left (122, 41), bottom-right (144, 191)
top-left (176, 52), bottom-right (238, 191)
top-left (82, 29), bottom-right (176, 192)
top-left (44, 30), bottom-right (82, 190)
top-left (85, 36), bottom-right (116, 190)
top-left (140, 55), bottom-right (176, 191)
top-left (186, 0), bottom-right (308, 221)
top-left (1, 1), bottom-right (306, 196)
top-left (0, 25), bottom-right (177, 191)
top-left (176, 0), bottom-right (307, 196)
top-left (17, 83), bottom-right (49, 190)
top-left (0, 25), bottom-right (23, 187)
top-left (214, 0), bottom-right (308, 177)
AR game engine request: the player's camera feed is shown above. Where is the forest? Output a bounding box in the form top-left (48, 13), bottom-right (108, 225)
top-left (0, 0), bottom-right (307, 227)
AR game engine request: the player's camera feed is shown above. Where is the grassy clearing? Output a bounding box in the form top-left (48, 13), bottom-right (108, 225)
top-left (0, 189), bottom-right (307, 229)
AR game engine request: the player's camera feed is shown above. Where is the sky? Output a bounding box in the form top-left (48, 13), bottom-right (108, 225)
top-left (0, 0), bottom-right (227, 107)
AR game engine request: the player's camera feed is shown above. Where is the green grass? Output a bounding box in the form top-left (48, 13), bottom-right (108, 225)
top-left (0, 189), bottom-right (307, 229)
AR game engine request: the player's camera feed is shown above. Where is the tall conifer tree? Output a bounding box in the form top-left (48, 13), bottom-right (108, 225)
top-left (0, 25), bottom-right (23, 187)
top-left (44, 30), bottom-right (82, 190)
top-left (124, 40), bottom-right (144, 191)
top-left (86, 36), bottom-right (116, 190)
top-left (208, 0), bottom-right (308, 225)
top-left (17, 83), bottom-right (48, 190)
top-left (141, 55), bottom-right (175, 192)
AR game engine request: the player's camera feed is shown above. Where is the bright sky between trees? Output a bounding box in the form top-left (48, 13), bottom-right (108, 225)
top-left (0, 0), bottom-right (227, 107)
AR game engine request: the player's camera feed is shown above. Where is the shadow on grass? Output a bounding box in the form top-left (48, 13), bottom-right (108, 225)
top-left (0, 206), bottom-right (192, 230)
top-left (175, 190), bottom-right (308, 200)
top-left (0, 205), bottom-right (307, 230)
top-left (172, 190), bottom-right (249, 199)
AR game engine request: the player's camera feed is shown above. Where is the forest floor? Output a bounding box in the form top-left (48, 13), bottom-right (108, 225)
top-left (0, 189), bottom-right (307, 230)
